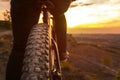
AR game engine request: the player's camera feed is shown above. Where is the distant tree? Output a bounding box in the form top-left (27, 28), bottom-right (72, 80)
top-left (1, 10), bottom-right (12, 29)
top-left (3, 10), bottom-right (11, 22)
top-left (101, 54), bottom-right (113, 67)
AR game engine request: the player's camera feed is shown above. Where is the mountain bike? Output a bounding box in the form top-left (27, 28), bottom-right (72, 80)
top-left (20, 0), bottom-right (62, 80)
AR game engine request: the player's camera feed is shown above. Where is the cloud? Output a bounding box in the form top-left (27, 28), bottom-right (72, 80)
top-left (70, 0), bottom-right (94, 7)
top-left (66, 0), bottom-right (120, 29)
top-left (109, 0), bottom-right (120, 3)
top-left (71, 0), bottom-right (120, 7)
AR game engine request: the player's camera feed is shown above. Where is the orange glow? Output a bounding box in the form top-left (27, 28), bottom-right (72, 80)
top-left (77, 21), bottom-right (120, 29)
top-left (65, 5), bottom-right (120, 29)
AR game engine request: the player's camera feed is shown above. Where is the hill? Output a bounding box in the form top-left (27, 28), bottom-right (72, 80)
top-left (0, 31), bottom-right (120, 80)
top-left (63, 34), bottom-right (120, 80)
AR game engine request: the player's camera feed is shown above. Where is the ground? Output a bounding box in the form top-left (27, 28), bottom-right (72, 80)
top-left (0, 31), bottom-right (119, 80)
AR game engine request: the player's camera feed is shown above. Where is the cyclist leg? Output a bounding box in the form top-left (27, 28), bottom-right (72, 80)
top-left (54, 14), bottom-right (68, 61)
top-left (6, 0), bottom-right (41, 80)
top-left (51, 0), bottom-right (71, 61)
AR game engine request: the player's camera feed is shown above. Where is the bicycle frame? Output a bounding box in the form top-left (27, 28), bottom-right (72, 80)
top-left (41, 3), bottom-right (62, 80)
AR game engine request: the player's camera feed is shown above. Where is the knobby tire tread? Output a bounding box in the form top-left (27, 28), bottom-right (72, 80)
top-left (21, 23), bottom-right (51, 80)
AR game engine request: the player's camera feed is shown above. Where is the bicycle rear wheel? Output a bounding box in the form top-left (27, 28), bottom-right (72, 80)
top-left (20, 23), bottom-right (51, 80)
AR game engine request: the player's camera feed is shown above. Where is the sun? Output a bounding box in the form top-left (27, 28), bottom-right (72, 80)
top-left (65, 4), bottom-right (120, 29)
top-left (65, 6), bottom-right (98, 28)
top-left (65, 7), bottom-right (81, 28)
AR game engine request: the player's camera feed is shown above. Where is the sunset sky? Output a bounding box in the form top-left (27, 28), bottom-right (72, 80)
top-left (0, 0), bottom-right (120, 34)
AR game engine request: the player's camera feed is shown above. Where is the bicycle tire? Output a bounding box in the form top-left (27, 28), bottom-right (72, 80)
top-left (20, 23), bottom-right (51, 80)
